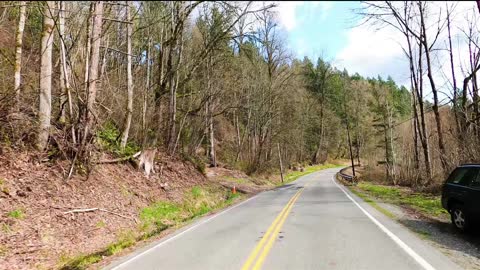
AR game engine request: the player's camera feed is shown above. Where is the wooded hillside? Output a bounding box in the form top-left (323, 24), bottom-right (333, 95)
top-left (0, 0), bottom-right (479, 191)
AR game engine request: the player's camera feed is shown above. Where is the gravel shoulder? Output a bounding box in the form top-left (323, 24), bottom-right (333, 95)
top-left (344, 181), bottom-right (480, 270)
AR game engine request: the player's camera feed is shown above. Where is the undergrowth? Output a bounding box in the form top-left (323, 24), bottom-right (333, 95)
top-left (58, 185), bottom-right (242, 270)
top-left (96, 122), bottom-right (140, 157)
top-left (353, 182), bottom-right (448, 218)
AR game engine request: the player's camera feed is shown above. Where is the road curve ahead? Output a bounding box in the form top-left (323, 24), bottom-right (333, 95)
top-left (106, 168), bottom-right (462, 270)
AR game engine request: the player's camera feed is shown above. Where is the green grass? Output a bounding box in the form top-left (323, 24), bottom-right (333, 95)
top-left (59, 231), bottom-right (136, 270)
top-left (223, 176), bottom-right (249, 184)
top-left (96, 122), bottom-right (140, 157)
top-left (95, 221), bottom-right (106, 228)
top-left (59, 253), bottom-right (102, 270)
top-left (355, 182), bottom-right (448, 218)
top-left (284, 163), bottom-right (342, 184)
top-left (140, 202), bottom-right (182, 231)
top-left (59, 185), bottom-right (245, 270)
top-left (225, 191), bottom-right (241, 205)
top-left (1, 223), bottom-right (12, 234)
top-left (106, 231), bottom-right (136, 255)
top-left (350, 189), bottom-right (396, 219)
top-left (191, 186), bottom-right (202, 198)
top-left (8, 209), bottom-right (24, 219)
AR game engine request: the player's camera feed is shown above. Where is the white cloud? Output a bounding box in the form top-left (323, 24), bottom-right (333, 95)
top-left (316, 2), bottom-right (334, 21)
top-left (335, 1), bottom-right (479, 99)
top-left (273, 1), bottom-right (335, 31)
top-left (274, 1), bottom-right (305, 31)
top-left (335, 24), bottom-right (410, 86)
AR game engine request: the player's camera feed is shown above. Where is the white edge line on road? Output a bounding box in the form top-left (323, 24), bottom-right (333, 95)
top-left (110, 193), bottom-right (260, 270)
top-left (331, 175), bottom-right (436, 270)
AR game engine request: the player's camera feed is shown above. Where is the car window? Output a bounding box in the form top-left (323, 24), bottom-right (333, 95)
top-left (447, 167), bottom-right (479, 186)
top-left (470, 169), bottom-right (480, 188)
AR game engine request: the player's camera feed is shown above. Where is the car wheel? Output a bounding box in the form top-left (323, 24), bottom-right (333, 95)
top-left (450, 204), bottom-right (469, 232)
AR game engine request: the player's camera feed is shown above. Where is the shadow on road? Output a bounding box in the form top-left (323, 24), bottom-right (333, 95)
top-left (400, 218), bottom-right (480, 261)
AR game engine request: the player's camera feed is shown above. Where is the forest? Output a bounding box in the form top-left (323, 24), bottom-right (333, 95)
top-left (0, 0), bottom-right (479, 190)
top-left (3, 1), bottom-right (480, 269)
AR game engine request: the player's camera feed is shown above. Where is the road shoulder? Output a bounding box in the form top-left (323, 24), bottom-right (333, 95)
top-left (334, 175), bottom-right (464, 270)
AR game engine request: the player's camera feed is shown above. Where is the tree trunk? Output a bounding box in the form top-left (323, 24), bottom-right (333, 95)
top-left (446, 5), bottom-right (460, 134)
top-left (83, 4), bottom-right (93, 101)
top-left (142, 37), bottom-right (151, 146)
top-left (419, 2), bottom-right (448, 174)
top-left (14, 1), bottom-right (26, 108)
top-left (312, 101), bottom-right (324, 164)
top-left (167, 63), bottom-right (177, 153)
top-left (206, 56), bottom-right (216, 167)
top-left (405, 25), bottom-right (430, 178)
top-left (58, 1), bottom-right (76, 144)
top-left (208, 98), bottom-right (216, 167)
top-left (277, 143), bottom-right (284, 183)
top-left (412, 85), bottom-right (420, 170)
top-left (346, 115), bottom-right (356, 178)
top-left (167, 13), bottom-right (186, 154)
top-left (83, 1), bottom-right (103, 145)
top-left (153, 26), bottom-right (165, 146)
top-left (468, 35), bottom-right (480, 137)
top-left (59, 1), bottom-right (66, 123)
top-left (120, 1), bottom-right (133, 149)
top-left (387, 101), bottom-right (397, 184)
top-left (37, 1), bottom-right (55, 150)
top-left (417, 38), bottom-right (432, 180)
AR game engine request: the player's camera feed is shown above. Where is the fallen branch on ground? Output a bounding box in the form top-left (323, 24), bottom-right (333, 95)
top-left (95, 151), bottom-right (141, 164)
top-left (63, 208), bottom-right (138, 223)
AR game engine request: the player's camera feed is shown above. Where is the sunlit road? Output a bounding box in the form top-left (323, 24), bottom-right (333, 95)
top-left (106, 168), bottom-right (461, 270)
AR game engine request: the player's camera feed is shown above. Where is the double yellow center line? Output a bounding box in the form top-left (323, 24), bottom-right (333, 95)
top-left (241, 188), bottom-right (304, 270)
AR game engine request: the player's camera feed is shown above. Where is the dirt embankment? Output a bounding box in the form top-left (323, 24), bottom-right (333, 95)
top-left (0, 150), bottom-right (207, 270)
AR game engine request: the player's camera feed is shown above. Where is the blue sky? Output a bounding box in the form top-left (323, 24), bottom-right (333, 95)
top-left (270, 1), bottom-right (479, 103)
top-left (284, 2), bottom-right (360, 63)
top-left (273, 1), bottom-right (411, 87)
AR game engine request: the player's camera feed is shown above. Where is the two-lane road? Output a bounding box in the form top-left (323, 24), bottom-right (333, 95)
top-left (106, 168), bottom-right (462, 270)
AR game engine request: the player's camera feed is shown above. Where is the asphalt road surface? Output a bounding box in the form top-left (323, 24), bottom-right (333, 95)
top-left (106, 168), bottom-right (462, 270)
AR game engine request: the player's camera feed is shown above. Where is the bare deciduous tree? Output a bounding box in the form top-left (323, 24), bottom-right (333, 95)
top-left (37, 1), bottom-right (55, 150)
top-left (13, 1), bottom-right (26, 108)
top-left (120, 1), bottom-right (134, 149)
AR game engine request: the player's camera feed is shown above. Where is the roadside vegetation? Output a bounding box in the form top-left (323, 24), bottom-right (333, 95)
top-left (285, 163), bottom-right (343, 184)
top-left (2, 1), bottom-right (479, 269)
top-left (348, 181), bottom-right (448, 220)
top-left (58, 186), bottom-right (242, 270)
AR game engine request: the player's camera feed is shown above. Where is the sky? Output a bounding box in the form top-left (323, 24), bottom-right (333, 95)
top-left (192, 1), bottom-right (479, 102)
top-left (273, 1), bottom-right (412, 87)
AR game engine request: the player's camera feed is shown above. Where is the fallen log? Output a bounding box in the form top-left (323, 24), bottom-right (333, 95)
top-left (63, 207), bottom-right (138, 223)
top-left (96, 151), bottom-right (141, 164)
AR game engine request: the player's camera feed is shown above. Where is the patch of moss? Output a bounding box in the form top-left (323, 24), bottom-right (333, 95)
top-left (8, 209), bottom-right (24, 219)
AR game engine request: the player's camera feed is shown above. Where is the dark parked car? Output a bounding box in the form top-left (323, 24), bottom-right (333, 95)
top-left (442, 164), bottom-right (480, 232)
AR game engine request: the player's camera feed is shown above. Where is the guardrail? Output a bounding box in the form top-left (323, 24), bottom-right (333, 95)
top-left (337, 166), bottom-right (359, 183)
